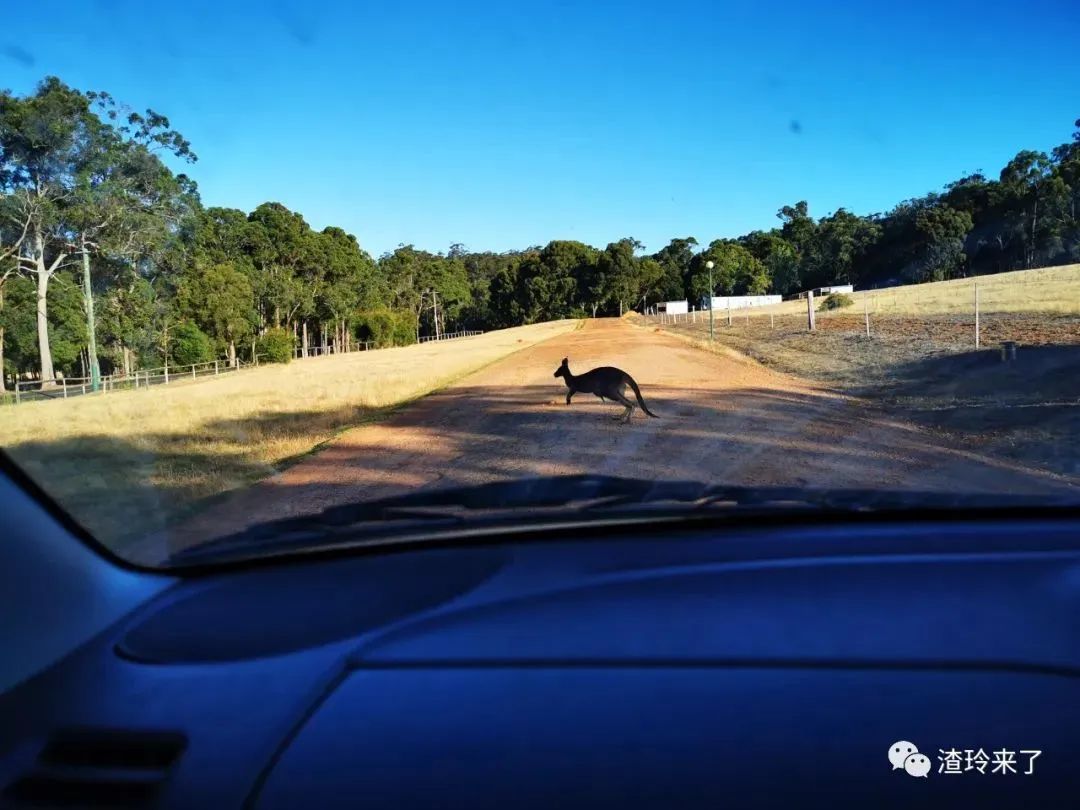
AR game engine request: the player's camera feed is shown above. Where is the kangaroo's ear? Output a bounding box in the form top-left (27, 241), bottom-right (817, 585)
top-left (561, 357), bottom-right (568, 366)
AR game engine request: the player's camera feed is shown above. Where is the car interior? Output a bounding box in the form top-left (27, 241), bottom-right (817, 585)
top-left (2, 451), bottom-right (1079, 809)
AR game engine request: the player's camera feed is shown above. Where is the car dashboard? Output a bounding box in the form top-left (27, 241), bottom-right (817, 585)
top-left (3, 502), bottom-right (1080, 809)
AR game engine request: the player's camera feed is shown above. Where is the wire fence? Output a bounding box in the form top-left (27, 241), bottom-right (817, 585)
top-left (645, 269), bottom-right (1080, 357)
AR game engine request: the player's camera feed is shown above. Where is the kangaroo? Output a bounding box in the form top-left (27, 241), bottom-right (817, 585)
top-left (553, 357), bottom-right (659, 423)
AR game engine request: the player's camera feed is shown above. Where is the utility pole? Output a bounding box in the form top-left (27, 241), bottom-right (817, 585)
top-left (706, 260), bottom-right (715, 341)
top-left (433, 290), bottom-right (441, 340)
top-left (80, 236), bottom-right (101, 391)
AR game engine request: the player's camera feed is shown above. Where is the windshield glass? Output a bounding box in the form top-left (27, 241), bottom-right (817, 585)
top-left (2, 1), bottom-right (1078, 567)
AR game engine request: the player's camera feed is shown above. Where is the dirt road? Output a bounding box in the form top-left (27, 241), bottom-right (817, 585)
top-left (158, 318), bottom-right (1078, 560)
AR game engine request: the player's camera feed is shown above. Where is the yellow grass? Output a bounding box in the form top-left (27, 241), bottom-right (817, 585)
top-left (728, 263), bottom-right (1080, 319)
top-left (1, 320), bottom-right (577, 549)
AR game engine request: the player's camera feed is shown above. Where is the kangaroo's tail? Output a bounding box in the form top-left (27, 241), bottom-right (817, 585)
top-left (626, 375), bottom-right (659, 418)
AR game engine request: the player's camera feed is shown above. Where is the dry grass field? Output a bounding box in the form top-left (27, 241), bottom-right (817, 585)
top-left (641, 264), bottom-right (1080, 478)
top-left (1, 320), bottom-right (577, 545)
top-left (723, 263), bottom-right (1080, 319)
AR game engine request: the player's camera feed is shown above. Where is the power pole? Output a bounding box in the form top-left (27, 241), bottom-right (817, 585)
top-left (80, 237), bottom-right (101, 391)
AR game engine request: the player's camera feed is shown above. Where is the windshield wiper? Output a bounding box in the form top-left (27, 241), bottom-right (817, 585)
top-left (167, 474), bottom-right (1075, 565)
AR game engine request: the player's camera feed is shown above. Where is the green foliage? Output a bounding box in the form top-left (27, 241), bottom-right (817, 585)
top-left (911, 205), bottom-right (974, 282)
top-left (175, 262), bottom-right (256, 354)
top-left (818, 293), bottom-right (854, 311)
top-left (1, 275), bottom-right (37, 378)
top-left (45, 273), bottom-right (90, 376)
top-left (256, 328), bottom-right (294, 364)
top-left (354, 309), bottom-right (415, 348)
top-left (171, 322), bottom-right (213, 366)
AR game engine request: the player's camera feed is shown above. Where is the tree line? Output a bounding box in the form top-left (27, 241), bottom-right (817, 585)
top-left (2, 76), bottom-right (1078, 390)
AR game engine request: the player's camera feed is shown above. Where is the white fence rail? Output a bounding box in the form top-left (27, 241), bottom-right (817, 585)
top-left (293, 342), bottom-right (373, 359)
top-left (10, 357), bottom-right (262, 405)
top-left (418, 330), bottom-right (484, 344)
top-left (6, 329), bottom-right (486, 405)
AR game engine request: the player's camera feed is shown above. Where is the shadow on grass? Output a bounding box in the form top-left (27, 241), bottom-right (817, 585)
top-left (871, 345), bottom-right (1080, 403)
top-left (864, 346), bottom-right (1080, 479)
top-left (3, 399), bottom-right (406, 555)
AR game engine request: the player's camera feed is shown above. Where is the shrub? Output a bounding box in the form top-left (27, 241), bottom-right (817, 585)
top-left (257, 328), bottom-right (295, 364)
top-left (818, 292), bottom-right (854, 311)
top-left (355, 309), bottom-right (416, 348)
top-left (391, 313), bottom-right (416, 347)
top-left (171, 322), bottom-right (214, 367)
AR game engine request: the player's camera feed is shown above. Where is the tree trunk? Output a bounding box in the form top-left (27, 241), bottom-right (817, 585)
top-left (80, 240), bottom-right (102, 391)
top-left (302, 320), bottom-right (309, 358)
top-left (228, 340), bottom-right (237, 368)
top-left (1029, 198), bottom-right (1038, 268)
top-left (0, 285), bottom-right (6, 393)
top-left (30, 228), bottom-right (56, 383)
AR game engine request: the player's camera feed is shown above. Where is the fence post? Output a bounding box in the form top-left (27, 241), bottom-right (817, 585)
top-left (215, 360), bottom-right (219, 375)
top-left (974, 281), bottom-right (980, 349)
top-left (807, 290), bottom-right (816, 332)
top-left (770, 311), bottom-right (774, 329)
top-left (864, 296), bottom-right (870, 338)
top-left (14, 382), bottom-right (20, 405)
top-left (727, 301), bottom-right (732, 327)
top-left (63, 383), bottom-right (68, 399)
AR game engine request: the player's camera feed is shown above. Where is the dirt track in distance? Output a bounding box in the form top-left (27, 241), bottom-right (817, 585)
top-left (156, 318), bottom-right (1079, 562)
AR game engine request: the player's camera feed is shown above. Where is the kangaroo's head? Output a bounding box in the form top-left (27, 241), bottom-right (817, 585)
top-left (553, 357), bottom-right (569, 379)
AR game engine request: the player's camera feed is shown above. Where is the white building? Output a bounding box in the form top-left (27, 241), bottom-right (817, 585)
top-left (657, 300), bottom-right (688, 315)
top-left (700, 295), bottom-right (782, 311)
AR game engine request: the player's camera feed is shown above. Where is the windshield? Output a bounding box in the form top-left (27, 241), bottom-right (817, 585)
top-left (1, 1), bottom-right (1078, 567)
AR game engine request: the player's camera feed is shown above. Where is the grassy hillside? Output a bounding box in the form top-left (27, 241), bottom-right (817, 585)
top-left (1, 320), bottom-right (577, 548)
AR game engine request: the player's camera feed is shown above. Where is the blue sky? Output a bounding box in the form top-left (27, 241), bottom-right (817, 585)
top-left (4, 0), bottom-right (1079, 257)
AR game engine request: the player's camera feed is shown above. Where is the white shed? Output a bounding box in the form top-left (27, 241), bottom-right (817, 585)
top-left (657, 300), bottom-right (688, 315)
top-left (700, 295), bottom-right (782, 311)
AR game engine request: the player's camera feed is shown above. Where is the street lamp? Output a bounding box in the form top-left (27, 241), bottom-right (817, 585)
top-left (705, 260), bottom-right (715, 341)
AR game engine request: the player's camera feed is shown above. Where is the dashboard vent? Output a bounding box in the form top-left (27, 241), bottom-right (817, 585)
top-left (2, 728), bottom-right (186, 808)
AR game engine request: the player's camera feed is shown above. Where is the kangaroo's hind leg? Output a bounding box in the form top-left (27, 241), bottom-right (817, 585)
top-left (611, 390), bottom-right (636, 423)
